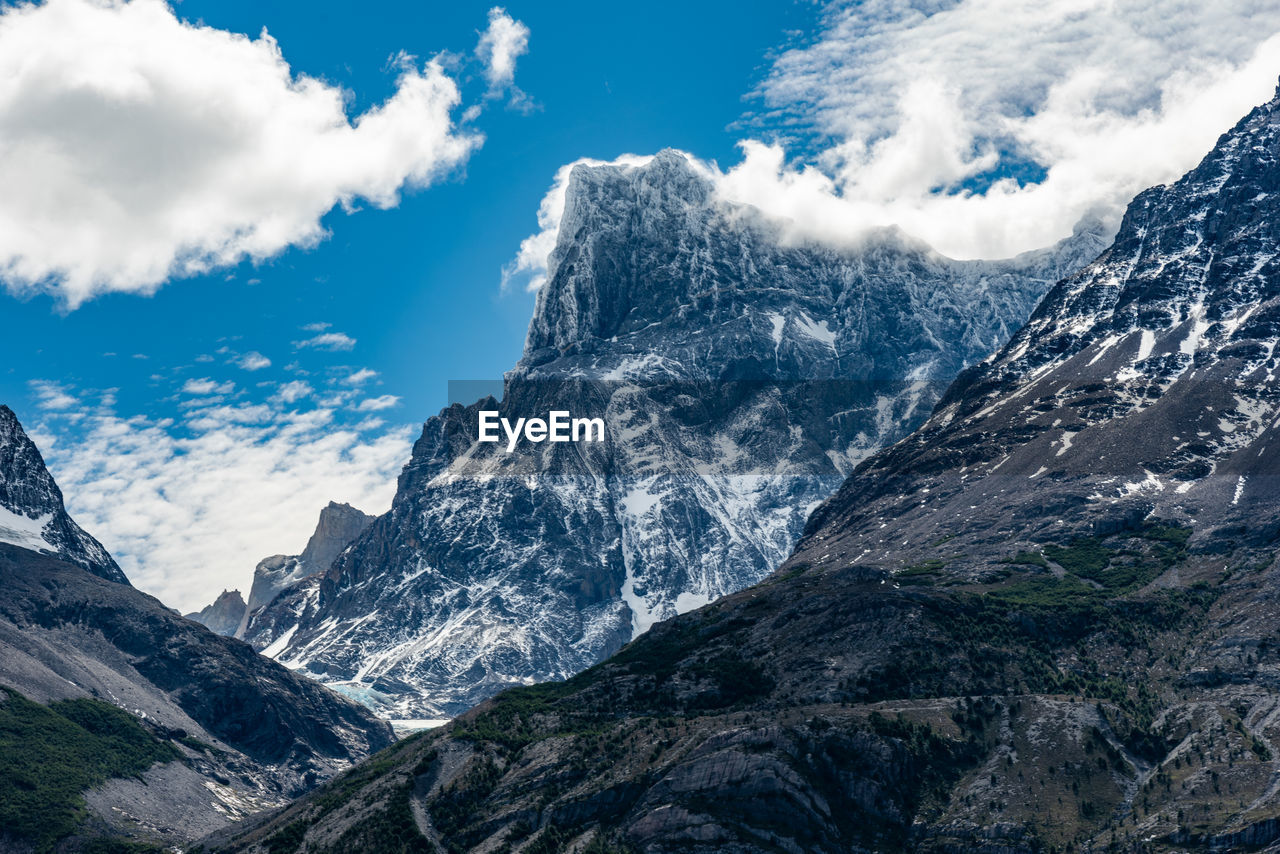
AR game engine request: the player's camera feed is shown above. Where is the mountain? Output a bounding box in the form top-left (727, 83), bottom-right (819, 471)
top-left (205, 88), bottom-right (1280, 853)
top-left (0, 405), bottom-right (126, 584)
top-left (0, 408), bottom-right (394, 851)
top-left (186, 589), bottom-right (247, 636)
top-left (242, 151), bottom-right (1109, 719)
top-left (236, 501), bottom-right (375, 639)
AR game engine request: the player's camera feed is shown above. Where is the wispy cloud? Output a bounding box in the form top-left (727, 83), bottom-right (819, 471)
top-left (181, 377), bottom-right (235, 396)
top-left (476, 7), bottom-right (530, 101)
top-left (29, 380), bottom-right (77, 411)
top-left (724, 0), bottom-right (1280, 259)
top-left (293, 331), bottom-right (357, 352)
top-left (0, 0), bottom-right (520, 306)
top-left (344, 368), bottom-right (379, 385)
top-left (272, 380), bottom-right (314, 404)
top-left (39, 398), bottom-right (413, 612)
top-left (356, 395), bottom-right (401, 412)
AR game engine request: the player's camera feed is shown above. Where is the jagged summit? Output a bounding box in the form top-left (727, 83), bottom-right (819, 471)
top-left (0, 409), bottom-right (392, 851)
top-left (184, 588), bottom-right (246, 637)
top-left (235, 500), bottom-right (374, 639)
top-left (242, 144), bottom-right (1108, 718)
top-left (0, 404), bottom-right (127, 584)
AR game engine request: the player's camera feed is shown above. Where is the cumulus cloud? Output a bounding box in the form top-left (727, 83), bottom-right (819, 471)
top-left (476, 7), bottom-right (529, 95)
top-left (344, 368), bottom-right (379, 385)
top-left (38, 399), bottom-right (413, 611)
top-left (293, 331), bottom-right (357, 351)
top-left (272, 380), bottom-right (313, 404)
top-left (235, 351), bottom-right (271, 371)
top-left (724, 0), bottom-right (1280, 259)
top-left (0, 0), bottom-right (515, 306)
top-left (510, 1), bottom-right (1280, 275)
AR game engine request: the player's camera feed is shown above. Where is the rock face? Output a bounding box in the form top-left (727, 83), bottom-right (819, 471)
top-left (0, 405), bottom-right (126, 584)
top-left (235, 502), bottom-right (374, 639)
top-left (0, 409), bottom-right (394, 851)
top-left (207, 89), bottom-right (1280, 854)
top-left (186, 589), bottom-right (247, 636)
top-left (244, 150), bottom-right (1109, 719)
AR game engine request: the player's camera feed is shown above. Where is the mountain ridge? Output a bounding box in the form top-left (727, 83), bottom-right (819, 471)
top-left (242, 149), bottom-right (1111, 719)
top-left (204, 84), bottom-right (1280, 854)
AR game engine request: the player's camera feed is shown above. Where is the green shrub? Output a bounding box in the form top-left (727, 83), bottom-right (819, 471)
top-left (0, 687), bottom-right (179, 853)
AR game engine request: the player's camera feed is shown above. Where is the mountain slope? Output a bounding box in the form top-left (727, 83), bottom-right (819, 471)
top-left (244, 151), bottom-right (1108, 719)
top-left (0, 405), bottom-right (126, 584)
top-left (207, 87), bottom-right (1280, 854)
top-left (0, 408), bottom-right (394, 851)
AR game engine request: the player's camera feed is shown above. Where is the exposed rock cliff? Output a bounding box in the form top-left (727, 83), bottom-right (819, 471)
top-left (244, 150), bottom-right (1109, 719)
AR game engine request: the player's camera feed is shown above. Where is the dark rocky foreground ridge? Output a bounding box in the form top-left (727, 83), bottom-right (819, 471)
top-left (204, 88), bottom-right (1280, 852)
top-left (0, 409), bottom-right (393, 851)
top-left (243, 149), bottom-right (1108, 719)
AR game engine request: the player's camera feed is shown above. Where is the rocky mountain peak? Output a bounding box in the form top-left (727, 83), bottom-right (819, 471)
top-left (0, 404), bottom-right (127, 584)
top-left (298, 501), bottom-right (376, 571)
top-left (184, 588), bottom-right (246, 637)
top-left (234, 500), bottom-right (374, 639)
top-left (241, 144), bottom-right (1109, 718)
top-left (796, 83), bottom-right (1280, 578)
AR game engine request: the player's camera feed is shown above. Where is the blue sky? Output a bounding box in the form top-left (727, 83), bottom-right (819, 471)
top-left (0, 0), bottom-right (813, 424)
top-left (5, 0), bottom-right (1280, 611)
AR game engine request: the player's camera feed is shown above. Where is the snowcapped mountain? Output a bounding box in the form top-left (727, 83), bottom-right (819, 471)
top-left (0, 407), bottom-right (393, 850)
top-left (215, 84), bottom-right (1280, 854)
top-left (244, 150), bottom-right (1109, 718)
top-left (797, 82), bottom-right (1280, 573)
top-left (0, 404), bottom-right (127, 584)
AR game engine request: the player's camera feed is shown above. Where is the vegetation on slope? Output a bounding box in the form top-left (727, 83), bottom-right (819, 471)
top-left (0, 687), bottom-right (179, 853)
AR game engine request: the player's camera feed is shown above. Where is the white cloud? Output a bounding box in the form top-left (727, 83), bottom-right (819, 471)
top-left (293, 331), bottom-right (356, 351)
top-left (344, 368), bottom-right (379, 385)
top-left (38, 400), bottom-right (413, 612)
top-left (356, 394), bottom-right (401, 412)
top-left (0, 0), bottom-right (512, 306)
top-left (181, 377), bottom-right (235, 396)
top-left (272, 380), bottom-right (313, 404)
top-left (476, 7), bottom-right (529, 95)
top-left (235, 351), bottom-right (271, 371)
top-left (301, 322), bottom-right (331, 332)
top-left (725, 0), bottom-right (1280, 259)
top-left (510, 1), bottom-right (1280, 276)
top-left (29, 380), bottom-right (78, 411)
